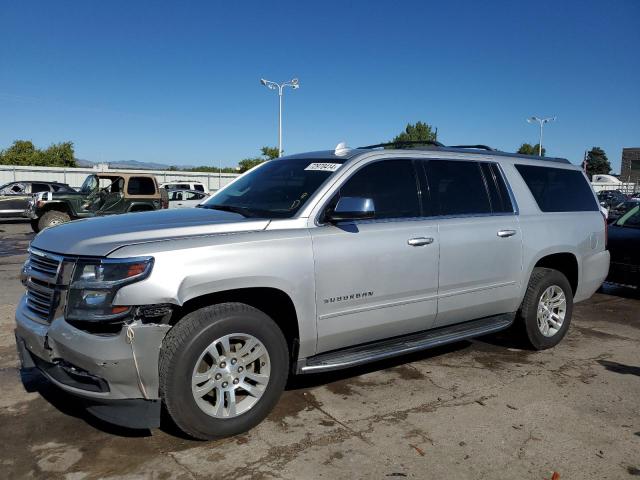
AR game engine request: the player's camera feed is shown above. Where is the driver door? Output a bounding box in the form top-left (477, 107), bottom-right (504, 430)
top-left (311, 159), bottom-right (440, 353)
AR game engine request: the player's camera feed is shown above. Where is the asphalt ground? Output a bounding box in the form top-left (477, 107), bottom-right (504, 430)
top-left (0, 218), bottom-right (638, 479)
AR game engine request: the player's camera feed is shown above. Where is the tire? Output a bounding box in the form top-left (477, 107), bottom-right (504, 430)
top-left (38, 210), bottom-right (70, 231)
top-left (516, 267), bottom-right (573, 350)
top-left (30, 219), bottom-right (40, 233)
top-left (159, 302), bottom-right (289, 440)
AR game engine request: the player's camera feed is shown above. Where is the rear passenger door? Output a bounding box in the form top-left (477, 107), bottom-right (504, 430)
top-left (311, 159), bottom-right (439, 353)
top-left (423, 160), bottom-right (523, 327)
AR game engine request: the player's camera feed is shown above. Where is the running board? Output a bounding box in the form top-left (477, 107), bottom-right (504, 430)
top-left (297, 313), bottom-right (515, 374)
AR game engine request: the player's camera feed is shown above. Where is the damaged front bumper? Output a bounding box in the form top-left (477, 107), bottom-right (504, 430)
top-left (14, 296), bottom-right (171, 429)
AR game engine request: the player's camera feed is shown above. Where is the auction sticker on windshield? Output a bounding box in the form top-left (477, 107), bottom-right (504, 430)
top-left (304, 163), bottom-right (342, 172)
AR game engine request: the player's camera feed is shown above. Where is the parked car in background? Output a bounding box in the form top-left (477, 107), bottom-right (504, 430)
top-left (607, 200), bottom-right (640, 224)
top-left (0, 181), bottom-right (74, 219)
top-left (27, 173), bottom-right (165, 232)
top-left (160, 181), bottom-right (208, 194)
top-left (597, 190), bottom-right (628, 209)
top-left (14, 141), bottom-right (609, 440)
top-left (606, 204), bottom-right (640, 287)
top-left (167, 189), bottom-right (209, 209)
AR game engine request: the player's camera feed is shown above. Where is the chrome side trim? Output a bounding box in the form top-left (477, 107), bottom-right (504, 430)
top-left (436, 280), bottom-right (517, 299)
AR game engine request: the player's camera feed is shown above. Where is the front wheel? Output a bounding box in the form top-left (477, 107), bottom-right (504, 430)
top-left (38, 210), bottom-right (70, 231)
top-left (516, 267), bottom-right (573, 350)
top-left (159, 303), bottom-right (289, 440)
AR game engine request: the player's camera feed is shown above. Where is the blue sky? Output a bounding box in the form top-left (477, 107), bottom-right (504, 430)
top-left (0, 0), bottom-right (638, 171)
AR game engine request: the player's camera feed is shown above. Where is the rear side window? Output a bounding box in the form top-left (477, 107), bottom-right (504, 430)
top-left (425, 160), bottom-right (491, 216)
top-left (193, 184), bottom-right (205, 192)
top-left (31, 183), bottom-right (50, 193)
top-left (127, 177), bottom-right (156, 195)
top-left (339, 160), bottom-right (421, 219)
top-left (515, 165), bottom-right (598, 212)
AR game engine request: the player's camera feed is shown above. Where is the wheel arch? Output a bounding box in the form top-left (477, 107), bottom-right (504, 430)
top-left (40, 201), bottom-right (74, 216)
top-left (170, 287), bottom-right (301, 366)
top-left (530, 251), bottom-right (579, 295)
top-left (127, 202), bottom-right (155, 212)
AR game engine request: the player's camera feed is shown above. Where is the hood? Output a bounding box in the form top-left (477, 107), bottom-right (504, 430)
top-left (31, 208), bottom-right (270, 257)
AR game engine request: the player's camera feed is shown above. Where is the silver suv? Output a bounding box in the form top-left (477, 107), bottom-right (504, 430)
top-left (15, 142), bottom-right (609, 439)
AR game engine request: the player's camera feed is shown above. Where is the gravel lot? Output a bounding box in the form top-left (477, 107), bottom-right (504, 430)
top-left (1, 219), bottom-right (638, 480)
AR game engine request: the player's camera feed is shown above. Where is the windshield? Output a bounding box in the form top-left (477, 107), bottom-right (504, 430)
top-left (615, 205), bottom-right (640, 228)
top-left (201, 158), bottom-right (345, 218)
top-left (80, 175), bottom-right (99, 194)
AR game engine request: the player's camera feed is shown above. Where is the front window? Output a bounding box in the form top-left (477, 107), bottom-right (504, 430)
top-left (80, 175), bottom-right (99, 194)
top-left (201, 158), bottom-right (346, 218)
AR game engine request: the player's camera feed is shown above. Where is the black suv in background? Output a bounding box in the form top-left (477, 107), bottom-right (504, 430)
top-left (0, 181), bottom-right (74, 219)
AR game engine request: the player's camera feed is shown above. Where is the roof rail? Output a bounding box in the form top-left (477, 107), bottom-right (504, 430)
top-left (358, 140), bottom-right (445, 149)
top-left (355, 140), bottom-right (569, 163)
top-left (447, 144), bottom-right (495, 151)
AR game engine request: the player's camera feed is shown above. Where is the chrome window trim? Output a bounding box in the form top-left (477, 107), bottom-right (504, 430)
top-left (313, 157), bottom-right (519, 227)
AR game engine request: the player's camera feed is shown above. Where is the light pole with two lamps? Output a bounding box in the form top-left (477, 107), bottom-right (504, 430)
top-left (260, 78), bottom-right (299, 157)
top-left (526, 116), bottom-right (556, 156)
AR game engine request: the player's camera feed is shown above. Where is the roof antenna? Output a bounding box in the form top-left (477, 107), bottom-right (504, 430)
top-left (334, 141), bottom-right (351, 156)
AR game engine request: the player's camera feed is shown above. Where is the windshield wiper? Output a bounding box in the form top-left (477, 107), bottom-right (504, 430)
top-left (199, 204), bottom-right (258, 218)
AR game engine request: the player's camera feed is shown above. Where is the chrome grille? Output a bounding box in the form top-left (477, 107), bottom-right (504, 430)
top-left (24, 249), bottom-right (63, 323)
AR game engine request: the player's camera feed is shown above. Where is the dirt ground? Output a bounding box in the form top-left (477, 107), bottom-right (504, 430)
top-left (0, 219), bottom-right (638, 480)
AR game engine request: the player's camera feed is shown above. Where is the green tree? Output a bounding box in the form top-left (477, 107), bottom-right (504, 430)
top-left (0, 140), bottom-right (77, 167)
top-left (237, 146), bottom-right (279, 173)
top-left (260, 146), bottom-right (280, 160)
top-left (390, 121), bottom-right (437, 145)
top-left (517, 143), bottom-right (546, 157)
top-left (238, 158), bottom-right (265, 173)
top-left (42, 142), bottom-right (75, 167)
top-left (585, 147), bottom-right (610, 178)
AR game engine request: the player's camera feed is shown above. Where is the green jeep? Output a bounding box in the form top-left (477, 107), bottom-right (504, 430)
top-left (28, 172), bottom-right (167, 232)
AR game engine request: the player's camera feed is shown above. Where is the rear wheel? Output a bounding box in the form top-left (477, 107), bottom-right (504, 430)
top-left (516, 267), bottom-right (573, 350)
top-left (159, 302), bottom-right (289, 440)
top-left (37, 210), bottom-right (70, 231)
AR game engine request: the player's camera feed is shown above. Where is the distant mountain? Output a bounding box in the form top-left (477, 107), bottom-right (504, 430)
top-left (74, 158), bottom-right (183, 170)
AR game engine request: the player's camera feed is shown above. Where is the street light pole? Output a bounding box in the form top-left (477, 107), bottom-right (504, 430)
top-left (260, 78), bottom-right (299, 157)
top-left (526, 116), bottom-right (556, 156)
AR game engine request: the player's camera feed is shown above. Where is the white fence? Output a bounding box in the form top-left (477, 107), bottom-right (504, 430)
top-left (0, 163), bottom-right (239, 191)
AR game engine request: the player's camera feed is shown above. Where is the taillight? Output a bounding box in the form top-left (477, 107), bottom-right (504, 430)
top-left (602, 212), bottom-right (608, 248)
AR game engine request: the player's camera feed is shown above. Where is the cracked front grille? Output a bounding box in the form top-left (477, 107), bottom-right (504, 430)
top-left (24, 249), bottom-right (65, 324)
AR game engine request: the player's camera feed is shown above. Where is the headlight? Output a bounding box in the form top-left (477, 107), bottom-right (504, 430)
top-left (66, 257), bottom-right (153, 322)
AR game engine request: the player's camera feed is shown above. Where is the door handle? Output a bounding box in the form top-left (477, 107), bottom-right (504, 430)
top-left (408, 237), bottom-right (434, 247)
top-left (497, 229), bottom-right (517, 238)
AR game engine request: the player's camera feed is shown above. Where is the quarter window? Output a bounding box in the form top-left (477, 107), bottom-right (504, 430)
top-left (515, 164), bottom-right (598, 212)
top-left (127, 177), bottom-right (156, 195)
top-left (425, 160), bottom-right (491, 216)
top-left (337, 160), bottom-right (421, 219)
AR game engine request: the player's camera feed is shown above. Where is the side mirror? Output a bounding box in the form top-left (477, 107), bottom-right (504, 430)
top-left (328, 197), bottom-right (375, 222)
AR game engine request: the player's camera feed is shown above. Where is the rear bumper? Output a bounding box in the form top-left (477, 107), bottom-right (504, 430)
top-left (575, 250), bottom-right (610, 302)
